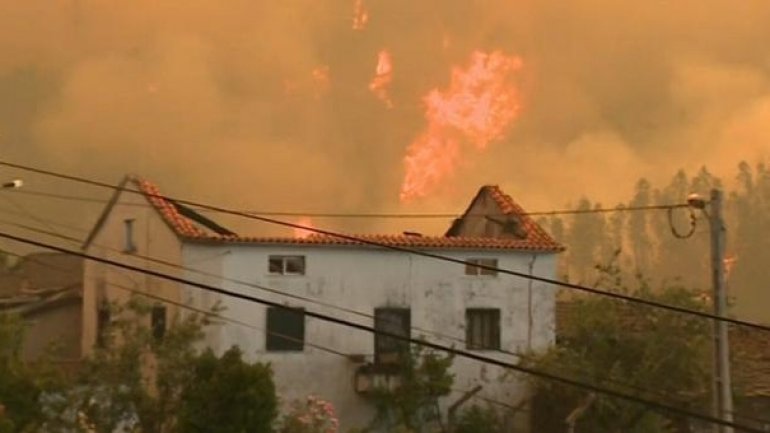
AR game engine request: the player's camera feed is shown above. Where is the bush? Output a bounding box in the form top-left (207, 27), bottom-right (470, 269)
top-left (178, 346), bottom-right (277, 433)
top-left (279, 395), bottom-right (339, 433)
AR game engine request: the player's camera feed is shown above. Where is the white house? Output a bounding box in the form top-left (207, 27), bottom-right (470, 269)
top-left (81, 177), bottom-right (562, 431)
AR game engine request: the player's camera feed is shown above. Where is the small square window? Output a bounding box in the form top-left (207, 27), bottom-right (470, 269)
top-left (268, 255), bottom-right (306, 275)
top-left (266, 307), bottom-right (305, 351)
top-left (465, 258), bottom-right (498, 276)
top-left (466, 309), bottom-right (500, 350)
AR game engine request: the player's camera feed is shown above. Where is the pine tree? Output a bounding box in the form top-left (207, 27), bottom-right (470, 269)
top-left (627, 179), bottom-right (654, 274)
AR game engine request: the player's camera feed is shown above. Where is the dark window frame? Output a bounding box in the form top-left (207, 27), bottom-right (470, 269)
top-left (266, 306), bottom-right (306, 352)
top-left (374, 307), bottom-right (411, 365)
top-left (466, 308), bottom-right (501, 350)
top-left (268, 255), bottom-right (306, 275)
top-left (151, 305), bottom-right (167, 341)
top-left (96, 304), bottom-right (111, 348)
top-left (464, 258), bottom-right (499, 276)
top-left (123, 218), bottom-right (137, 253)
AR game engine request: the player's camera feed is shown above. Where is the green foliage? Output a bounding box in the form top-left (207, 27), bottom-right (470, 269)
top-left (366, 344), bottom-right (454, 433)
top-left (42, 296), bottom-right (277, 433)
top-left (53, 297), bottom-right (207, 433)
top-left (452, 405), bottom-right (503, 433)
top-left (526, 268), bottom-right (711, 433)
top-left (177, 346), bottom-right (277, 433)
top-left (0, 314), bottom-right (41, 433)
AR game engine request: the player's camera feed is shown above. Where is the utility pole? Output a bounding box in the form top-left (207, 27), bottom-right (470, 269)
top-left (709, 189), bottom-right (734, 433)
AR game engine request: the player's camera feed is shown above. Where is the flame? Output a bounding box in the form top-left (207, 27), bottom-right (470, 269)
top-left (293, 217), bottom-right (316, 239)
top-left (352, 0), bottom-right (368, 31)
top-left (369, 49), bottom-right (393, 108)
top-left (724, 254), bottom-right (738, 279)
top-left (400, 51), bottom-right (524, 202)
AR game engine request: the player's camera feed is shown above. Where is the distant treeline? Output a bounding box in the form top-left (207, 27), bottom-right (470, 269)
top-left (539, 161), bottom-right (770, 322)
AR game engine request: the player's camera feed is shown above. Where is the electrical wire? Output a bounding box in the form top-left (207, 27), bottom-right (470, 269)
top-left (0, 210), bottom-right (737, 418)
top-left (5, 185), bottom-right (689, 219)
top-left (2, 165), bottom-right (767, 427)
top-left (1, 160), bottom-right (767, 333)
top-left (0, 245), bottom-right (532, 415)
top-left (668, 206), bottom-right (698, 239)
top-left (0, 229), bottom-right (762, 433)
top-left (5, 222), bottom-right (769, 427)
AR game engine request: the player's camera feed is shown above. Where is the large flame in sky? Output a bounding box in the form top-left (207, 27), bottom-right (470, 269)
top-left (369, 50), bottom-right (393, 108)
top-left (400, 51), bottom-right (524, 202)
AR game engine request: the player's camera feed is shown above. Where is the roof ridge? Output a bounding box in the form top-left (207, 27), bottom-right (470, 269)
top-left (130, 178), bottom-right (209, 238)
top-left (485, 185), bottom-right (562, 250)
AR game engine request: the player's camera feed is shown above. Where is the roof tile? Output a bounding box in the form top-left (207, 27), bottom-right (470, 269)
top-left (485, 185), bottom-right (563, 250)
top-left (132, 179), bottom-right (562, 252)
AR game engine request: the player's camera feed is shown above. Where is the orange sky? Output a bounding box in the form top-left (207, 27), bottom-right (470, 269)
top-left (1, 1), bottom-right (769, 236)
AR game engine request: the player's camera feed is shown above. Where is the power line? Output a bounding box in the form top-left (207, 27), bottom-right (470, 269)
top-left (0, 192), bottom-right (66, 237)
top-left (0, 229), bottom-right (762, 433)
top-left (0, 212), bottom-right (722, 419)
top-left (0, 245), bottom-right (529, 415)
top-left (1, 189), bottom-right (765, 427)
top-left (0, 211), bottom-right (732, 417)
top-left (4, 225), bottom-right (768, 428)
top-left (6, 185), bottom-right (688, 219)
top-left (2, 161), bottom-right (768, 333)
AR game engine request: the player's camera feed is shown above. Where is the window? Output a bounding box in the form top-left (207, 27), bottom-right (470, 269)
top-left (266, 306), bottom-right (305, 351)
top-left (464, 258), bottom-right (498, 276)
top-left (374, 308), bottom-right (411, 365)
top-left (466, 309), bottom-right (500, 350)
top-left (123, 219), bottom-right (137, 253)
top-left (96, 304), bottom-right (111, 348)
top-left (268, 255), bottom-right (306, 275)
top-left (151, 305), bottom-right (167, 341)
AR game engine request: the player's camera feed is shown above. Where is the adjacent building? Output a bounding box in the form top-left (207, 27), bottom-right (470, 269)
top-left (0, 252), bottom-right (83, 364)
top-left (81, 177), bottom-right (563, 430)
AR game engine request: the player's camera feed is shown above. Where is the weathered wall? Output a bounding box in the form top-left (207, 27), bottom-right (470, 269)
top-left (81, 188), bottom-right (184, 355)
top-left (183, 242), bottom-right (557, 431)
top-left (22, 300), bottom-right (82, 361)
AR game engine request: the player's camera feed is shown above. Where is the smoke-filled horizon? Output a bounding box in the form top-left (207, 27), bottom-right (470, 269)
top-left (1, 1), bottom-right (769, 237)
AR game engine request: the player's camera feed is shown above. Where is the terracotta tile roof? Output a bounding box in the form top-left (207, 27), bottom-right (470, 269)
top-left (485, 185), bottom-right (563, 252)
top-left (132, 178), bottom-right (562, 252)
top-left (188, 233), bottom-right (560, 251)
top-left (132, 177), bottom-right (209, 238)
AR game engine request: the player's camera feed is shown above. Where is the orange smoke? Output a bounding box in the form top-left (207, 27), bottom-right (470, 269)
top-left (293, 217), bottom-right (316, 239)
top-left (312, 65), bottom-right (330, 98)
top-left (352, 0), bottom-right (368, 31)
top-left (282, 66), bottom-right (330, 98)
top-left (369, 49), bottom-right (393, 108)
top-left (400, 50), bottom-right (524, 202)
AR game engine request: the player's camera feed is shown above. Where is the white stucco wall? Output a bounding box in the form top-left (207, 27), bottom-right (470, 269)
top-left (181, 242), bottom-right (557, 431)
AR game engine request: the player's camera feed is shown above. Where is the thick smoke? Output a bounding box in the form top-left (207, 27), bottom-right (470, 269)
top-left (0, 0), bottom-right (769, 237)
